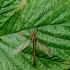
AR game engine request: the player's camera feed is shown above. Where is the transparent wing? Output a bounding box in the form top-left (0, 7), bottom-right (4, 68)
top-left (13, 39), bottom-right (31, 55)
top-left (37, 40), bottom-right (53, 57)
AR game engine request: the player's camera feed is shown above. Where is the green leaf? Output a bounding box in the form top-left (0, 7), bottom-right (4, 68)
top-left (0, 0), bottom-right (70, 70)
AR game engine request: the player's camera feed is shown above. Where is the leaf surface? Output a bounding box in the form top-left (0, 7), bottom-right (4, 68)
top-left (0, 0), bottom-right (70, 70)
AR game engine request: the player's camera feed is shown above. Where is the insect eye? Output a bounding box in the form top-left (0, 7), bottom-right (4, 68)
top-left (32, 30), bottom-right (35, 34)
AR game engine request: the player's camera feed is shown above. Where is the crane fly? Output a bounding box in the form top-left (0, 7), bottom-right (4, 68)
top-left (13, 30), bottom-right (53, 66)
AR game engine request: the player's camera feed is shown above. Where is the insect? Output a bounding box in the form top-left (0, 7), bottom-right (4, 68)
top-left (13, 30), bottom-right (53, 66)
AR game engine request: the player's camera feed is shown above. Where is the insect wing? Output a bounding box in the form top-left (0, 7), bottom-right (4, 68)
top-left (13, 39), bottom-right (30, 55)
top-left (37, 40), bottom-right (53, 57)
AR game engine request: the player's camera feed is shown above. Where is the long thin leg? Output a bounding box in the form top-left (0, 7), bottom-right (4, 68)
top-left (27, 25), bottom-right (32, 35)
top-left (35, 27), bottom-right (38, 35)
